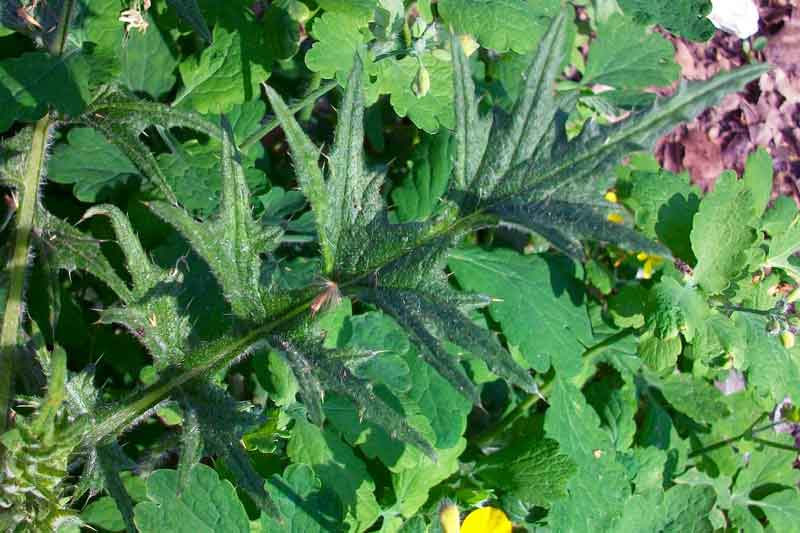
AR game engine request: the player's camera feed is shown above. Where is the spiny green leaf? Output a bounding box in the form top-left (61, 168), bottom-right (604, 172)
top-left (264, 84), bottom-right (331, 270)
top-left (471, 9), bottom-right (569, 199)
top-left (35, 209), bottom-right (132, 302)
top-left (148, 118), bottom-right (280, 320)
top-left (451, 31), bottom-right (491, 191)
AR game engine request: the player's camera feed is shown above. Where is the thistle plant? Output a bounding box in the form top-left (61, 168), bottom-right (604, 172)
top-left (1, 1), bottom-right (794, 531)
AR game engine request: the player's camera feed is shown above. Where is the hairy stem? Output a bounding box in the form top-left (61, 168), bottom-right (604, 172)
top-left (0, 116), bottom-right (51, 433)
top-left (473, 327), bottom-right (634, 447)
top-left (0, 0), bottom-right (74, 434)
top-left (84, 209), bottom-right (499, 446)
top-left (84, 300), bottom-right (312, 445)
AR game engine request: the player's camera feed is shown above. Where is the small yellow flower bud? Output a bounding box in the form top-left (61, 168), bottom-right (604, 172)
top-left (604, 191), bottom-right (618, 203)
top-left (781, 330), bottom-right (795, 349)
top-left (412, 63), bottom-right (431, 98)
top-left (458, 34), bottom-right (480, 57)
top-left (607, 213), bottom-right (624, 224)
top-left (439, 501), bottom-right (460, 533)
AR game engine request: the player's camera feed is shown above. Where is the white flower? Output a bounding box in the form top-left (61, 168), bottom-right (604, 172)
top-left (708, 0), bottom-right (760, 39)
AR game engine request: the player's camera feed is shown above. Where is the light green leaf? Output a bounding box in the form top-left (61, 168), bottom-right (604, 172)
top-left (392, 131), bottom-right (452, 222)
top-left (691, 171), bottom-right (760, 293)
top-left (617, 0), bottom-right (714, 41)
top-left (316, 0), bottom-right (378, 24)
top-left (743, 147), bottom-right (773, 219)
top-left (260, 464), bottom-right (342, 532)
top-left (287, 420), bottom-right (380, 532)
top-left (305, 12), bottom-right (366, 81)
top-left (391, 439), bottom-right (466, 517)
top-left (583, 15), bottom-right (679, 91)
top-left (176, 26), bottom-right (263, 114)
top-left (545, 377), bottom-right (631, 531)
top-left (475, 437), bottom-right (575, 508)
top-left (737, 313), bottom-right (800, 402)
top-left (369, 52), bottom-right (455, 133)
top-left (448, 248), bottom-right (591, 376)
top-left (438, 0), bottom-right (561, 53)
top-left (48, 128), bottom-right (141, 202)
top-left (614, 485), bottom-right (716, 533)
top-left (0, 51), bottom-right (89, 131)
top-left (657, 373), bottom-right (730, 424)
top-left (623, 167), bottom-right (701, 263)
top-left (120, 13), bottom-right (179, 99)
top-left (638, 331), bottom-right (682, 372)
top-left (645, 277), bottom-right (709, 342)
top-left (133, 464), bottom-right (249, 533)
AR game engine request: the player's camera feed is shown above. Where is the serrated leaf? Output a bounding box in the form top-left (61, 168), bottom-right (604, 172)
top-left (260, 464), bottom-right (343, 532)
top-left (472, 10), bottom-right (568, 198)
top-left (449, 247), bottom-right (591, 376)
top-left (645, 276), bottom-right (709, 342)
top-left (148, 118), bottom-right (279, 320)
top-left (120, 13), bottom-right (178, 99)
top-left (438, 0), bottom-right (561, 53)
top-left (622, 167), bottom-right (701, 262)
top-left (743, 147), bottom-right (773, 219)
top-left (0, 50), bottom-right (89, 131)
top-left (369, 51), bottom-right (455, 133)
top-left (176, 26), bottom-right (263, 114)
top-left (476, 437), bottom-right (575, 508)
top-left (305, 12), bottom-right (366, 81)
top-left (288, 419), bottom-right (380, 532)
top-left (582, 15), bottom-right (679, 91)
top-left (544, 377), bottom-right (631, 531)
top-left (657, 373), bottom-right (730, 424)
top-left (736, 313), bottom-right (800, 403)
top-left (614, 485), bottom-right (716, 533)
top-left (47, 128), bottom-right (141, 202)
top-left (133, 464), bottom-right (249, 533)
top-left (691, 171), bottom-right (760, 293)
top-left (36, 209), bottom-right (132, 302)
top-left (617, 0), bottom-right (714, 41)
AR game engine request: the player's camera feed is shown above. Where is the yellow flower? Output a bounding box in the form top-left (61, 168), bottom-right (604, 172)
top-left (604, 190), bottom-right (618, 203)
top-left (439, 502), bottom-right (512, 533)
top-left (636, 252), bottom-right (663, 280)
top-left (607, 212), bottom-right (624, 224)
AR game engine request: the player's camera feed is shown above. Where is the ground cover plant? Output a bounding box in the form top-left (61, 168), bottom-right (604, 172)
top-left (0, 0), bottom-right (798, 531)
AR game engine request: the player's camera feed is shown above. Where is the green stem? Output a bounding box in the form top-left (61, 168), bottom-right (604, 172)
top-left (688, 413), bottom-right (767, 458)
top-left (84, 210), bottom-right (498, 446)
top-left (473, 328), bottom-right (634, 447)
top-left (84, 299), bottom-right (312, 446)
top-left (0, 116), bottom-right (51, 433)
top-left (298, 72), bottom-right (322, 122)
top-left (240, 81), bottom-right (338, 151)
top-left (48, 0), bottom-right (76, 56)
